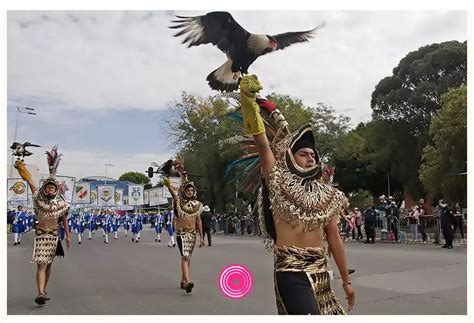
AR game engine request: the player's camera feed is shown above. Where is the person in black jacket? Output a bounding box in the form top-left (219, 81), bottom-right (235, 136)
top-left (440, 200), bottom-right (454, 249)
top-left (201, 205), bottom-right (212, 246)
top-left (363, 205), bottom-right (376, 244)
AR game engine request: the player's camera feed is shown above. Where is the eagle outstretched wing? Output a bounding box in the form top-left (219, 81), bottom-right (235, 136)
top-left (169, 11), bottom-right (249, 54)
top-left (272, 22), bottom-right (325, 50)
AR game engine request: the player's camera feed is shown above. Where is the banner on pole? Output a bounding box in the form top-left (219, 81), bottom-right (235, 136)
top-left (115, 189), bottom-right (124, 207)
top-left (128, 184), bottom-right (144, 206)
top-left (149, 187), bottom-right (169, 206)
top-left (97, 185), bottom-right (116, 207)
top-left (72, 182), bottom-right (91, 204)
top-left (162, 177), bottom-right (180, 198)
top-left (7, 178), bottom-right (28, 202)
top-left (143, 190), bottom-right (149, 205)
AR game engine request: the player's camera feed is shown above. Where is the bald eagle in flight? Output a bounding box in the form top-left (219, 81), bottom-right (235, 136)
top-left (170, 11), bottom-right (324, 92)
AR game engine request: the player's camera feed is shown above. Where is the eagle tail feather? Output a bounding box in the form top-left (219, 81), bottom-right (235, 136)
top-left (206, 59), bottom-right (240, 92)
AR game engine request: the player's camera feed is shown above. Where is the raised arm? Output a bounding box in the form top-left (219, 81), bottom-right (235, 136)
top-left (239, 75), bottom-right (276, 182)
top-left (14, 160), bottom-right (37, 194)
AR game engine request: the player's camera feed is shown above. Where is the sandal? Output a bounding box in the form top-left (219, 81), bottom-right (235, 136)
top-left (34, 295), bottom-right (46, 305)
top-left (185, 282), bottom-right (194, 294)
top-left (180, 281), bottom-right (186, 289)
top-left (44, 292), bottom-right (50, 301)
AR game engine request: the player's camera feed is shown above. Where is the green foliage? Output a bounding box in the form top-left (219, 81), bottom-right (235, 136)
top-left (332, 122), bottom-right (404, 197)
top-left (267, 94), bottom-right (350, 161)
top-left (348, 189), bottom-right (374, 210)
top-left (371, 40), bottom-right (466, 132)
top-left (419, 85), bottom-right (467, 203)
top-left (167, 93), bottom-right (242, 212)
top-left (369, 40), bottom-right (466, 198)
top-left (118, 172), bottom-right (150, 185)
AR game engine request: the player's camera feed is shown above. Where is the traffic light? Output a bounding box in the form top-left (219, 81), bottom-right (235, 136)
top-left (147, 166), bottom-right (154, 178)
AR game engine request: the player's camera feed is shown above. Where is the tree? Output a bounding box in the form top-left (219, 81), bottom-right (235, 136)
top-left (267, 94), bottom-right (351, 162)
top-left (419, 85), bottom-right (467, 203)
top-left (167, 92), bottom-right (242, 212)
top-left (167, 92), bottom-right (353, 211)
top-left (118, 172), bottom-right (151, 185)
top-left (369, 40), bottom-right (467, 198)
top-left (332, 122), bottom-right (403, 197)
top-left (372, 40), bottom-right (466, 133)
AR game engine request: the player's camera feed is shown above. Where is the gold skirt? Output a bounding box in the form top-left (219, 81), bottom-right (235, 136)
top-left (176, 228), bottom-right (196, 258)
top-left (274, 245), bottom-right (346, 315)
top-left (32, 227), bottom-right (62, 265)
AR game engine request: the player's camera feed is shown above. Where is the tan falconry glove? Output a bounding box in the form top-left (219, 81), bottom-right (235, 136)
top-left (14, 160), bottom-right (32, 182)
top-left (239, 74), bottom-right (265, 136)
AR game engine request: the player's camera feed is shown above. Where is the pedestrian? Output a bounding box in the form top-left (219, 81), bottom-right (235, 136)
top-left (154, 211), bottom-right (165, 242)
top-left (239, 75), bottom-right (354, 314)
top-left (163, 155), bottom-right (205, 294)
top-left (103, 209), bottom-right (113, 244)
top-left (165, 209), bottom-right (176, 247)
top-left (353, 207), bottom-right (363, 240)
top-left (387, 201), bottom-right (399, 242)
top-left (201, 205), bottom-right (213, 246)
top-left (453, 202), bottom-right (465, 243)
top-left (440, 200), bottom-right (454, 249)
top-left (12, 205), bottom-right (27, 245)
top-left (363, 205), bottom-right (376, 243)
top-left (408, 207), bottom-right (419, 243)
top-left (417, 199), bottom-right (428, 243)
top-left (14, 146), bottom-right (71, 306)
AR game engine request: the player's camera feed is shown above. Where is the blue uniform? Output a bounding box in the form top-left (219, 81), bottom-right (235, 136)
top-left (155, 213), bottom-right (164, 234)
top-left (78, 212), bottom-right (87, 234)
top-left (103, 213), bottom-right (114, 243)
top-left (67, 213), bottom-right (74, 233)
top-left (88, 214), bottom-right (97, 232)
top-left (164, 210), bottom-right (176, 247)
top-left (97, 214), bottom-right (105, 234)
top-left (112, 214), bottom-right (120, 233)
top-left (12, 211), bottom-right (26, 234)
top-left (165, 210), bottom-right (175, 236)
top-left (123, 215), bottom-right (131, 232)
top-left (104, 214), bottom-right (113, 233)
top-left (59, 222), bottom-right (66, 241)
top-left (131, 213), bottom-right (143, 242)
top-left (132, 213), bottom-right (143, 234)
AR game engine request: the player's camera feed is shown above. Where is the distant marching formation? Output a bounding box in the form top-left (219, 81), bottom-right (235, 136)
top-left (8, 207), bottom-right (177, 247)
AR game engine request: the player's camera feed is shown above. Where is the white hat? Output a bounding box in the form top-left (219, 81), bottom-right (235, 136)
top-left (203, 205), bottom-right (210, 212)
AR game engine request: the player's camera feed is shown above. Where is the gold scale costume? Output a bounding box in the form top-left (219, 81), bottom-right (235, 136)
top-left (234, 75), bottom-right (349, 315)
top-left (166, 158), bottom-right (203, 259)
top-left (17, 146), bottom-right (69, 264)
top-left (33, 147), bottom-right (69, 264)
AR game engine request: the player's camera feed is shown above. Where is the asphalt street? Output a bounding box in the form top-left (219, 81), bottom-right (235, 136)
top-left (7, 229), bottom-right (467, 315)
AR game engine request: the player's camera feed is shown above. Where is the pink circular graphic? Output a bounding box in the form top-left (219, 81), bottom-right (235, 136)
top-left (218, 264), bottom-right (253, 299)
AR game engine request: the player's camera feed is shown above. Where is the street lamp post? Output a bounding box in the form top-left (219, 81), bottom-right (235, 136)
top-left (104, 163), bottom-right (115, 185)
top-left (9, 107), bottom-right (37, 177)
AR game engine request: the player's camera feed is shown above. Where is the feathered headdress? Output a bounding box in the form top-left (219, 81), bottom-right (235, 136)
top-left (221, 93), bottom-right (326, 195)
top-left (45, 145), bottom-right (62, 178)
top-left (220, 93), bottom-right (289, 195)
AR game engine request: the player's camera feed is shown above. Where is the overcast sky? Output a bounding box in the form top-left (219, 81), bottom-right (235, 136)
top-left (7, 10), bottom-right (467, 180)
